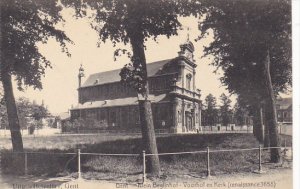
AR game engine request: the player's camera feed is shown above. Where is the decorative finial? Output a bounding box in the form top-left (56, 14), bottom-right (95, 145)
top-left (78, 64), bottom-right (85, 77)
top-left (186, 27), bottom-right (190, 42)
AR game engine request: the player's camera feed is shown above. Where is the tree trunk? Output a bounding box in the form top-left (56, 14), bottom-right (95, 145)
top-left (128, 29), bottom-right (160, 176)
top-left (253, 105), bottom-right (264, 144)
top-left (262, 102), bottom-right (269, 147)
top-left (262, 50), bottom-right (280, 163)
top-left (263, 117), bottom-right (270, 147)
top-left (252, 109), bottom-right (259, 140)
top-left (1, 71), bottom-right (24, 152)
top-left (257, 106), bottom-right (264, 144)
top-left (139, 100), bottom-right (160, 175)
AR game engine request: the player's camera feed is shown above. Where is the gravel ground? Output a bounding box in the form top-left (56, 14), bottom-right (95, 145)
top-left (0, 168), bottom-right (292, 189)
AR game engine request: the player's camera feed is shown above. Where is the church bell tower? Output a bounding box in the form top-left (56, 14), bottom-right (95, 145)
top-left (78, 64), bottom-right (85, 88)
top-left (178, 40), bottom-right (195, 62)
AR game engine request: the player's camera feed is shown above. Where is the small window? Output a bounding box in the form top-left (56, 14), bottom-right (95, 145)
top-left (110, 111), bottom-right (116, 126)
top-left (134, 108), bottom-right (140, 125)
top-left (186, 74), bottom-right (192, 90)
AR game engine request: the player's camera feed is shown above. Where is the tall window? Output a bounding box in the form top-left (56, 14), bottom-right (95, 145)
top-left (87, 109), bottom-right (96, 119)
top-left (186, 74), bottom-right (192, 90)
top-left (133, 107), bottom-right (140, 125)
top-left (110, 111), bottom-right (116, 126)
top-left (178, 110), bottom-right (181, 123)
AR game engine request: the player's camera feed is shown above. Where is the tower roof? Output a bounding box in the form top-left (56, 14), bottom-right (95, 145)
top-left (180, 40), bottom-right (195, 52)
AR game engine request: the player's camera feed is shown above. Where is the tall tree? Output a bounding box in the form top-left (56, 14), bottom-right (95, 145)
top-left (1, 97), bottom-right (50, 130)
top-left (219, 93), bottom-right (232, 126)
top-left (199, 0), bottom-right (291, 163)
top-left (203, 94), bottom-right (218, 128)
top-left (233, 97), bottom-right (247, 126)
top-left (0, 84), bottom-right (7, 129)
top-left (234, 95), bottom-right (265, 144)
top-left (14, 97), bottom-right (32, 130)
top-left (0, 0), bottom-right (71, 152)
top-left (62, 0), bottom-right (203, 175)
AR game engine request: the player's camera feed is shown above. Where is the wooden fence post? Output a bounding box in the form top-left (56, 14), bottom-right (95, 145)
top-left (142, 150), bottom-right (146, 183)
top-left (78, 149), bottom-right (81, 179)
top-left (24, 152), bottom-right (28, 176)
top-left (207, 146), bottom-right (211, 177)
top-left (253, 145), bottom-right (265, 174)
top-left (259, 145), bottom-right (262, 172)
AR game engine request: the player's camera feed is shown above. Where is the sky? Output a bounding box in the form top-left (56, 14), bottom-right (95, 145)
top-left (13, 7), bottom-right (235, 114)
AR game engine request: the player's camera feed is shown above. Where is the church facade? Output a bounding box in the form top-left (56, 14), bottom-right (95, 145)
top-left (70, 41), bottom-right (202, 133)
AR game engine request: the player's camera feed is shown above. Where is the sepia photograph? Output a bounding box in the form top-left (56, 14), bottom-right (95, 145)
top-left (0, 0), bottom-right (297, 188)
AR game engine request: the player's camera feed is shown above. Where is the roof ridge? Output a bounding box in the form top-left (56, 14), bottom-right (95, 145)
top-left (88, 58), bottom-right (173, 76)
top-left (81, 58), bottom-right (174, 87)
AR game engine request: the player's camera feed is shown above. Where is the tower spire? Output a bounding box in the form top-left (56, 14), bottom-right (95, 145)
top-left (78, 64), bottom-right (85, 88)
top-left (178, 26), bottom-right (195, 62)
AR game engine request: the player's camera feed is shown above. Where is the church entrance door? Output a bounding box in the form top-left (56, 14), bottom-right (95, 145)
top-left (185, 112), bottom-right (192, 132)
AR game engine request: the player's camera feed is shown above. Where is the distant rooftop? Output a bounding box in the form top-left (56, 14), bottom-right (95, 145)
top-left (276, 97), bottom-right (292, 110)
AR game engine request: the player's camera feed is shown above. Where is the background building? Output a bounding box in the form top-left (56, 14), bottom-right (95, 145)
top-left (276, 97), bottom-right (292, 124)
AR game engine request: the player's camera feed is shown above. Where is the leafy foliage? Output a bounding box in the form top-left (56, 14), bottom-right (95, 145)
top-left (62, 0), bottom-right (204, 94)
top-left (233, 96), bottom-right (249, 126)
top-left (0, 97), bottom-right (50, 129)
top-left (202, 93), bottom-right (218, 126)
top-left (219, 93), bottom-right (232, 126)
top-left (0, 0), bottom-right (72, 90)
top-left (62, 118), bottom-right (109, 133)
top-left (119, 62), bottom-right (145, 93)
top-left (63, 0), bottom-right (202, 44)
top-left (199, 0), bottom-right (291, 101)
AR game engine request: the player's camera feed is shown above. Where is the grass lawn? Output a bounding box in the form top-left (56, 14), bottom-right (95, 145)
top-left (0, 133), bottom-right (292, 182)
top-left (0, 134), bottom-right (141, 150)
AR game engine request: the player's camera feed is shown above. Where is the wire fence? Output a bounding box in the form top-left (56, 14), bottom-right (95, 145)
top-left (0, 144), bottom-right (292, 183)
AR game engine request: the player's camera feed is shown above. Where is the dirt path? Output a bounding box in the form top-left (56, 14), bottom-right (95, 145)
top-left (74, 168), bottom-right (292, 189)
top-left (0, 168), bottom-right (292, 189)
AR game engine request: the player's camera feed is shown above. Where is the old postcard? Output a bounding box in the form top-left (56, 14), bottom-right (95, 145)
top-left (0, 0), bottom-right (297, 189)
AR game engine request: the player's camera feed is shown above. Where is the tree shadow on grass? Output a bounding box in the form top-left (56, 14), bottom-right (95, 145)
top-left (1, 133), bottom-right (276, 180)
top-left (78, 133), bottom-right (252, 154)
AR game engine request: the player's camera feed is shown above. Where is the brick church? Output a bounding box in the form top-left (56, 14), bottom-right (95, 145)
top-left (70, 40), bottom-right (202, 133)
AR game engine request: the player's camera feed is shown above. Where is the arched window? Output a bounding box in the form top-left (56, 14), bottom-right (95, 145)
top-left (186, 74), bottom-right (192, 90)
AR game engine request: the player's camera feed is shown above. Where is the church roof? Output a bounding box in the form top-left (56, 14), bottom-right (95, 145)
top-left (72, 94), bottom-right (168, 110)
top-left (81, 59), bottom-right (172, 88)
